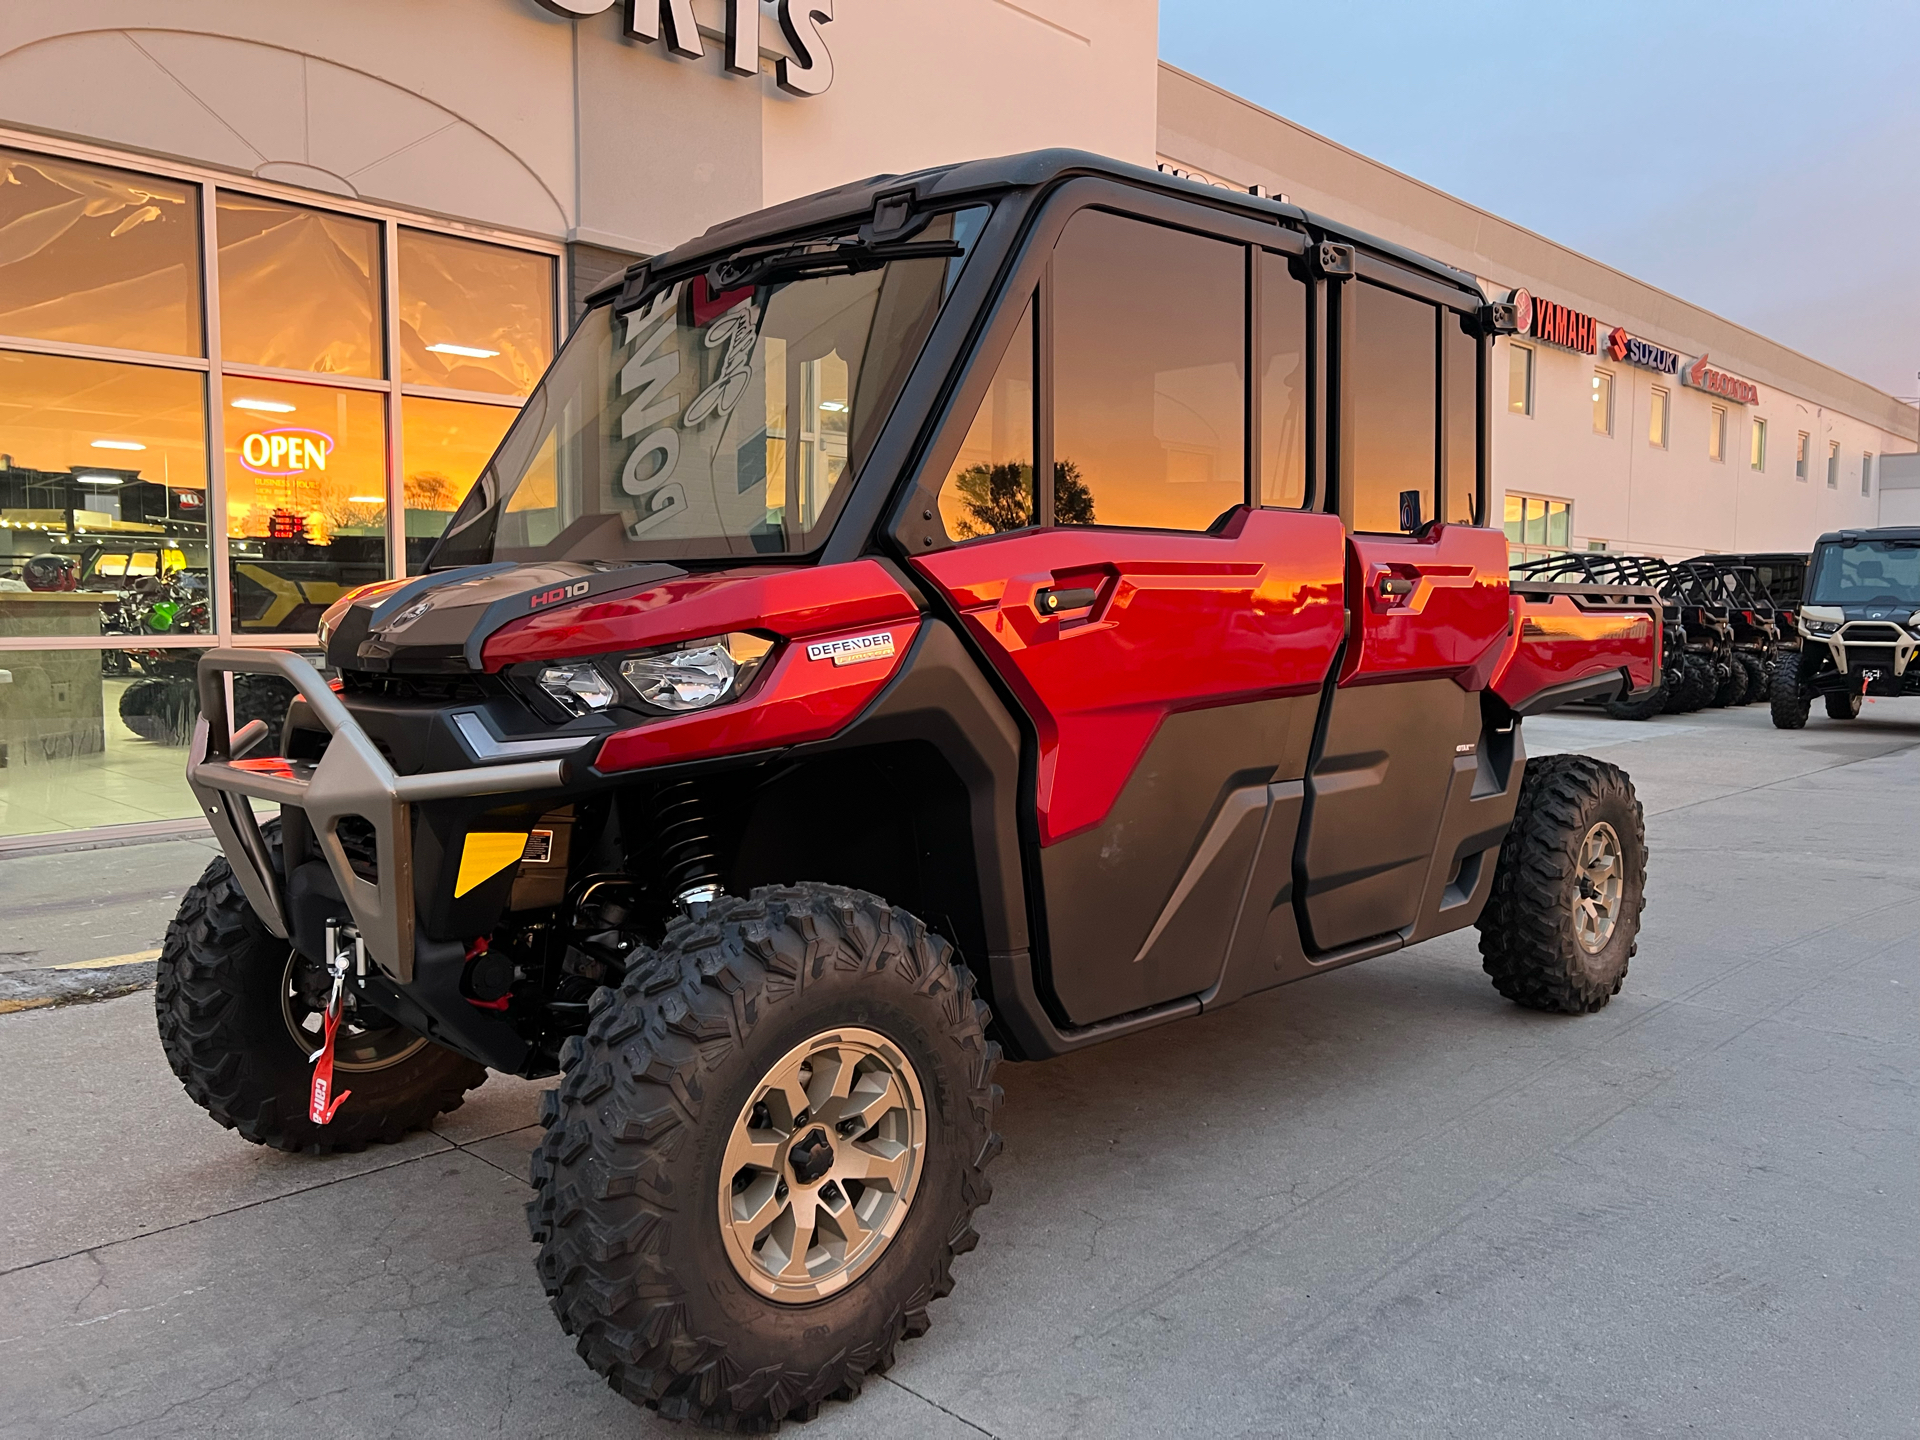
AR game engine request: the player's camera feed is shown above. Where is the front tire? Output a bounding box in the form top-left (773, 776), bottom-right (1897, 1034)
top-left (529, 884), bottom-right (1001, 1429)
top-left (1477, 754), bottom-right (1647, 1015)
top-left (156, 830), bottom-right (487, 1152)
top-left (1770, 651), bottom-right (1811, 730)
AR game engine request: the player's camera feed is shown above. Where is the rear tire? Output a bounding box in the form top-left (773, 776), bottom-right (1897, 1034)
top-left (1824, 689), bottom-right (1862, 720)
top-left (155, 827), bottom-right (487, 1153)
top-left (1739, 653), bottom-right (1767, 704)
top-left (529, 883), bottom-right (1001, 1430)
top-left (1604, 683), bottom-right (1666, 721)
top-left (1770, 652), bottom-right (1811, 730)
top-left (1477, 754), bottom-right (1647, 1015)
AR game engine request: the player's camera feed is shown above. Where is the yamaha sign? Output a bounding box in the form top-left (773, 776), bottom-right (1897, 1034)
top-left (533, 0), bottom-right (834, 95)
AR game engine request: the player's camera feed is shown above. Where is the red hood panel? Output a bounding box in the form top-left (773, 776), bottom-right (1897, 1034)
top-left (480, 560), bottom-right (921, 670)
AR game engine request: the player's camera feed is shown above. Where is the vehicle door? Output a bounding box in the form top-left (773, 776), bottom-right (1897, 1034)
top-left (904, 197), bottom-right (1345, 1027)
top-left (1296, 278), bottom-right (1510, 953)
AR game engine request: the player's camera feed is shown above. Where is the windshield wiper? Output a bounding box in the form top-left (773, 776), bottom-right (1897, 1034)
top-left (707, 237), bottom-right (964, 292)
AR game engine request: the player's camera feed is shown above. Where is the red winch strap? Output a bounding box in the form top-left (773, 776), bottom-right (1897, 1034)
top-left (308, 998), bottom-right (352, 1125)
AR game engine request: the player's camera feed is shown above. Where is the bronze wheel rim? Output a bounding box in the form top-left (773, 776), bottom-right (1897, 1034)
top-left (717, 1028), bottom-right (927, 1304)
top-left (279, 950), bottom-right (428, 1073)
top-left (1572, 821), bottom-right (1624, 954)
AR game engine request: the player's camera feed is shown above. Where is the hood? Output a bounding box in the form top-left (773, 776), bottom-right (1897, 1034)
top-left (321, 562), bottom-right (686, 674)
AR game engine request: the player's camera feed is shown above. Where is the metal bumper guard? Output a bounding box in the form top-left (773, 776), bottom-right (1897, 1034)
top-left (186, 649), bottom-right (571, 983)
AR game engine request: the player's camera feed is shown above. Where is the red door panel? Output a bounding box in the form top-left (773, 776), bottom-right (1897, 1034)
top-left (1342, 523), bottom-right (1510, 686)
top-left (911, 507), bottom-right (1346, 845)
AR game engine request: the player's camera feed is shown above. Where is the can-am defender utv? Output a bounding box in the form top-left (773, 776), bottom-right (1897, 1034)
top-left (1771, 526), bottom-right (1920, 727)
top-left (1510, 551), bottom-right (1688, 718)
top-left (1682, 560), bottom-right (1782, 703)
top-left (159, 151), bottom-right (1661, 1430)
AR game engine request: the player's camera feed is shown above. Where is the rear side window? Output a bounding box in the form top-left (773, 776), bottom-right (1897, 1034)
top-left (1051, 211), bottom-right (1246, 531)
top-left (1258, 249), bottom-right (1308, 509)
top-left (1442, 312), bottom-right (1479, 524)
top-left (1349, 281), bottom-right (1437, 534)
top-left (935, 296), bottom-right (1035, 541)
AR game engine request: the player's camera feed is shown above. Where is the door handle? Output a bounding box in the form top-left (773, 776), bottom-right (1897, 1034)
top-left (1035, 586), bottom-right (1099, 615)
top-left (1377, 575), bottom-right (1414, 599)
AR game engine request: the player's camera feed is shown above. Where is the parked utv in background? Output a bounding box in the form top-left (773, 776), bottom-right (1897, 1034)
top-left (1696, 551), bottom-right (1808, 640)
top-left (1681, 560), bottom-right (1784, 703)
top-left (1772, 526), bottom-right (1920, 727)
top-left (157, 151), bottom-right (1659, 1430)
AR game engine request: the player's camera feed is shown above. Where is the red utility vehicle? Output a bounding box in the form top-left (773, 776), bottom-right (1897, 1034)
top-left (161, 152), bottom-right (1659, 1429)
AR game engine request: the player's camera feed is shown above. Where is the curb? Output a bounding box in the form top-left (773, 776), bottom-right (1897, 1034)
top-left (0, 962), bottom-right (157, 1014)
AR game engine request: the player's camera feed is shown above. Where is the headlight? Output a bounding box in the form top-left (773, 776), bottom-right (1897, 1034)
top-left (619, 633), bottom-right (774, 712)
top-left (1804, 619), bottom-right (1840, 636)
top-left (537, 662), bottom-right (617, 716)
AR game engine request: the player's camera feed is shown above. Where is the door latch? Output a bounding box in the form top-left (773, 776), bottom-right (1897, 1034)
top-left (1377, 575), bottom-right (1415, 600)
top-left (1035, 586), bottom-right (1099, 615)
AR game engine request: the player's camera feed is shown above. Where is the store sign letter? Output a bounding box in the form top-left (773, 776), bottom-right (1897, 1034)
top-left (240, 428), bottom-right (334, 478)
top-left (531, 0), bottom-right (834, 94)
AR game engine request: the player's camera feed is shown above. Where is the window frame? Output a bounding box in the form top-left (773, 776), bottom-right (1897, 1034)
top-left (1827, 440), bottom-right (1840, 489)
top-left (1862, 452), bottom-right (1873, 496)
top-left (1796, 430), bottom-right (1810, 480)
top-left (0, 124), bottom-right (563, 654)
top-left (1592, 368), bottom-right (1614, 437)
top-left (1709, 404), bottom-right (1727, 463)
top-left (1751, 416), bottom-right (1767, 471)
top-left (1649, 385), bottom-right (1670, 449)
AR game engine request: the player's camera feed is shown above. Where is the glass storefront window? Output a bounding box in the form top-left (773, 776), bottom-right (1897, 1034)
top-left (398, 228), bottom-right (554, 398)
top-left (217, 193), bottom-right (383, 378)
top-left (0, 148), bottom-right (203, 358)
top-left (0, 350), bottom-right (210, 636)
top-left (223, 377), bottom-right (387, 633)
top-left (0, 139), bottom-right (557, 841)
top-left (400, 395), bottom-right (517, 572)
top-left (1504, 492), bottom-right (1571, 564)
top-left (1, 644), bottom-right (210, 836)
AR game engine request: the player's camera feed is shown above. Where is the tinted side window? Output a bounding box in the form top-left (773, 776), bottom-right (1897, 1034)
top-left (1350, 281), bottom-right (1436, 534)
top-left (1052, 211), bottom-right (1245, 531)
top-left (1442, 312), bottom-right (1479, 524)
top-left (1258, 249), bottom-right (1307, 508)
top-left (935, 296), bottom-right (1035, 541)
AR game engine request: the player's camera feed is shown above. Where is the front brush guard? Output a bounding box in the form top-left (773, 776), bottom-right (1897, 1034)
top-left (185, 649), bottom-right (570, 983)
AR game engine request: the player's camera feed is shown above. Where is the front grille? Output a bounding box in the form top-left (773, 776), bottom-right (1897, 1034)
top-left (1842, 623), bottom-right (1904, 643)
top-left (1844, 646), bottom-right (1898, 674)
top-left (338, 670), bottom-right (503, 704)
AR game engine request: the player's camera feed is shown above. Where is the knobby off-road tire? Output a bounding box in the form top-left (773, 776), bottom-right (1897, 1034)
top-left (1477, 753), bottom-right (1648, 1015)
top-left (1664, 655), bottom-right (1710, 714)
top-left (529, 883), bottom-right (1002, 1430)
top-left (1823, 689), bottom-right (1862, 720)
top-left (1739, 653), bottom-right (1768, 705)
top-left (155, 826), bottom-right (486, 1153)
top-left (1770, 650), bottom-right (1811, 730)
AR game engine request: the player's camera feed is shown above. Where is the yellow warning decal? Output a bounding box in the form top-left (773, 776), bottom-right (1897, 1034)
top-left (454, 832), bottom-right (530, 898)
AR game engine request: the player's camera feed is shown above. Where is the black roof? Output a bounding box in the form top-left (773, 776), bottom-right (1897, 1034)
top-left (1813, 526), bottom-right (1920, 545)
top-left (624, 148), bottom-right (1486, 305)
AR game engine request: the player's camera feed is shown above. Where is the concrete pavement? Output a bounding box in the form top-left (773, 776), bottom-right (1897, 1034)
top-left (1, 699), bottom-right (1915, 1438)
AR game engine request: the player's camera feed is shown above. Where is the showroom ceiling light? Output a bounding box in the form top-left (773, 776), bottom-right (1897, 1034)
top-left (76, 474), bottom-right (124, 486)
top-left (91, 439), bottom-right (146, 451)
top-left (231, 397), bottom-right (296, 413)
top-left (426, 342), bottom-right (499, 358)
top-left (347, 495), bottom-right (384, 504)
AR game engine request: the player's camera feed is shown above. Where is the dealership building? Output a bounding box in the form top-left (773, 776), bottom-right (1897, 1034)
top-left (1, 0), bottom-right (1915, 845)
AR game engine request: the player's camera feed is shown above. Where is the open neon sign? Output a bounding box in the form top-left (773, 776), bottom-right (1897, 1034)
top-left (239, 428), bottom-right (333, 477)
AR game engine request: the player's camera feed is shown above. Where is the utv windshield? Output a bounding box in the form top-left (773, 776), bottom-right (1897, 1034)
top-left (430, 207), bottom-right (988, 567)
top-left (1806, 539), bottom-right (1920, 607)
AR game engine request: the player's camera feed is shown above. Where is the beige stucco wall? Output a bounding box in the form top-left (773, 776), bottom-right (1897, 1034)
top-left (0, 0), bottom-right (1158, 258)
